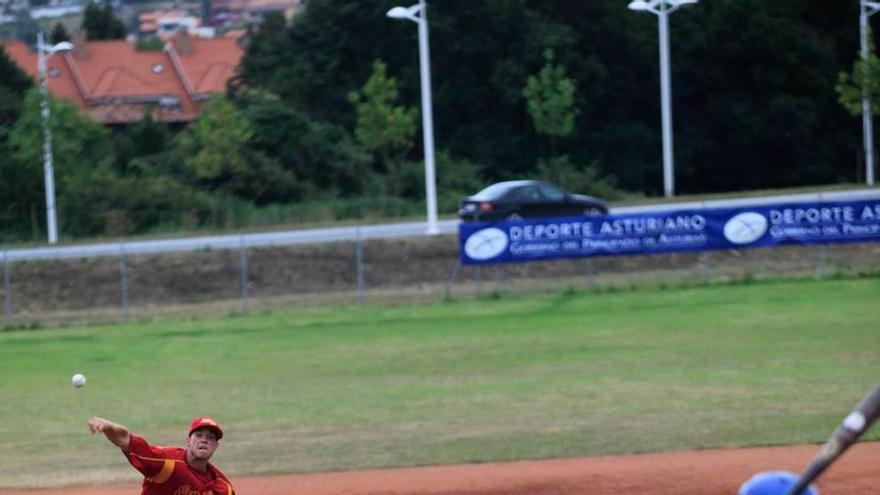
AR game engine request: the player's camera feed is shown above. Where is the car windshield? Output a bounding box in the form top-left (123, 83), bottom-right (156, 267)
top-left (471, 181), bottom-right (531, 200)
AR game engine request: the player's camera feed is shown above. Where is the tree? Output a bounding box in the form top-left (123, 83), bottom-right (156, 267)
top-left (836, 33), bottom-right (880, 117)
top-left (536, 156), bottom-right (621, 200)
top-left (81, 0), bottom-right (126, 40)
top-left (523, 47), bottom-right (580, 180)
top-left (348, 59), bottom-right (418, 197)
top-left (176, 94), bottom-right (301, 204)
top-left (238, 89), bottom-right (373, 198)
top-left (238, 0), bottom-right (865, 196)
top-left (49, 22), bottom-right (71, 44)
top-left (521, 49), bottom-right (620, 198)
top-left (3, 89), bottom-right (114, 238)
top-left (0, 44), bottom-right (34, 129)
top-left (111, 111), bottom-right (170, 174)
top-left (523, 49), bottom-right (579, 140)
top-left (179, 95), bottom-right (253, 182)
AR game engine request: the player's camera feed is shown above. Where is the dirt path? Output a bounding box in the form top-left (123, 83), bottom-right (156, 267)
top-left (3, 443), bottom-right (877, 495)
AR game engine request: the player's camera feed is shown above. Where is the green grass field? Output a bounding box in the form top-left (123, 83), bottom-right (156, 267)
top-left (0, 276), bottom-right (878, 488)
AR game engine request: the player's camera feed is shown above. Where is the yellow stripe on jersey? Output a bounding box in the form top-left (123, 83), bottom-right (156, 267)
top-left (145, 459), bottom-right (176, 484)
top-left (223, 480), bottom-right (234, 495)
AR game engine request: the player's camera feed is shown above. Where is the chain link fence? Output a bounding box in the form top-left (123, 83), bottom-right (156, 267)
top-left (3, 235), bottom-right (880, 328)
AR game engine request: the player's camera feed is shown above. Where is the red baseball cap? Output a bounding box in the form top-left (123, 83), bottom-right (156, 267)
top-left (188, 417), bottom-right (224, 439)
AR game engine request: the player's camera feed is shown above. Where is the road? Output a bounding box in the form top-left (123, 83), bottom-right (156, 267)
top-left (4, 188), bottom-right (879, 262)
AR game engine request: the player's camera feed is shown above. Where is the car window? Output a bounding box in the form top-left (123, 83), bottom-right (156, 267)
top-left (538, 183), bottom-right (566, 201)
top-left (506, 185), bottom-right (541, 202)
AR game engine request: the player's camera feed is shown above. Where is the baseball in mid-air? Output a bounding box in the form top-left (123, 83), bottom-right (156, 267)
top-left (71, 373), bottom-right (86, 388)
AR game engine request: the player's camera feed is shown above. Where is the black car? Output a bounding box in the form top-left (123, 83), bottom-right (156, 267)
top-left (458, 180), bottom-right (608, 222)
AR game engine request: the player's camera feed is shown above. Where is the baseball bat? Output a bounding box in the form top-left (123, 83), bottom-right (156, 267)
top-left (785, 383), bottom-right (880, 495)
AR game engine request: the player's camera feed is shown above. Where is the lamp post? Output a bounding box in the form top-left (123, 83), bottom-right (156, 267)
top-left (628, 0), bottom-right (698, 198)
top-left (37, 31), bottom-right (74, 244)
top-left (861, 0), bottom-right (880, 186)
top-left (387, 0), bottom-right (440, 235)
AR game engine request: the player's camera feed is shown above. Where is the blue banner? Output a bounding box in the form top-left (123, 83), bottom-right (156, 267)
top-left (458, 199), bottom-right (880, 265)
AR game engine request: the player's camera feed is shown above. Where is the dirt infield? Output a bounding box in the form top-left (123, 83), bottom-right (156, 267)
top-left (2, 443), bottom-right (877, 495)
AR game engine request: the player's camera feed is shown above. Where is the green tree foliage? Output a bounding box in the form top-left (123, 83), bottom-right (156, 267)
top-left (49, 23), bottom-right (71, 44)
top-left (0, 91), bottom-right (212, 238)
top-left (523, 49), bottom-right (579, 139)
top-left (3, 90), bottom-right (113, 238)
top-left (348, 59), bottom-right (418, 197)
top-left (435, 150), bottom-right (484, 210)
top-left (111, 112), bottom-right (169, 173)
top-left (179, 95), bottom-right (253, 181)
top-left (176, 94), bottom-right (300, 204)
top-left (238, 0), bottom-right (861, 195)
top-left (0, 44), bottom-right (34, 129)
top-left (837, 33), bottom-right (880, 117)
top-left (348, 60), bottom-right (417, 160)
top-left (135, 36), bottom-right (165, 51)
top-left (61, 164), bottom-right (213, 236)
top-left (3, 0), bottom-right (876, 241)
top-left (238, 89), bottom-right (372, 198)
top-left (536, 155), bottom-right (621, 201)
top-left (81, 0), bottom-right (126, 40)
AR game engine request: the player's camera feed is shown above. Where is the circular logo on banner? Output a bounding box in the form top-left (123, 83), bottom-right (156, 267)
top-left (723, 212), bottom-right (768, 245)
top-left (464, 228), bottom-right (509, 261)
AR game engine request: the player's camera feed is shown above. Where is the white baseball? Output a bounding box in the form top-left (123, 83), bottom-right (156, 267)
top-left (71, 373), bottom-right (86, 388)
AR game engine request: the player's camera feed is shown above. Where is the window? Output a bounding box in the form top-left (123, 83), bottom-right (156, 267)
top-left (158, 96), bottom-right (179, 108)
top-left (538, 183), bottom-right (566, 201)
top-left (508, 185), bottom-right (541, 202)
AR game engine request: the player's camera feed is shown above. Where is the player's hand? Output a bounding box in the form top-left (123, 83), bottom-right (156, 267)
top-left (88, 416), bottom-right (109, 433)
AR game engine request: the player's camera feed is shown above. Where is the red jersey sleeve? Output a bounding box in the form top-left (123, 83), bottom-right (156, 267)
top-left (125, 433), bottom-right (173, 479)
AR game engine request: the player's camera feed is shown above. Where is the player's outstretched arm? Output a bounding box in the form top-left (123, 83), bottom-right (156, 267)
top-left (88, 416), bottom-right (131, 451)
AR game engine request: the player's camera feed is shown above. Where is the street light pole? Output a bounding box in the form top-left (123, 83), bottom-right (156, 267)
top-left (628, 0), bottom-right (698, 198)
top-left (860, 0), bottom-right (880, 186)
top-left (658, 2), bottom-right (674, 198)
top-left (37, 31), bottom-right (58, 245)
top-left (36, 32), bottom-right (73, 244)
top-left (387, 0), bottom-right (440, 235)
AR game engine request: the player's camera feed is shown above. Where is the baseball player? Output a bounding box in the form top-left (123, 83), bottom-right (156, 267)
top-left (738, 471), bottom-right (818, 495)
top-left (88, 416), bottom-right (235, 495)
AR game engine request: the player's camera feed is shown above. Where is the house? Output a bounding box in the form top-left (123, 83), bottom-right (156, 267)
top-left (139, 10), bottom-right (215, 39)
top-left (3, 31), bottom-right (243, 124)
top-left (208, 0), bottom-right (302, 27)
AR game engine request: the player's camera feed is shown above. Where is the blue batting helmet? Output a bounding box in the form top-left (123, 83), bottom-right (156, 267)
top-left (738, 471), bottom-right (819, 495)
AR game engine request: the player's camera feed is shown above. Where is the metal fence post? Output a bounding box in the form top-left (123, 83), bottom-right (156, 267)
top-left (817, 244), bottom-right (828, 279)
top-left (444, 261), bottom-right (461, 301)
top-left (118, 241), bottom-right (129, 322)
top-left (585, 257), bottom-right (595, 290)
top-left (492, 265), bottom-right (506, 293)
top-left (3, 250), bottom-right (11, 329)
top-left (475, 265), bottom-right (482, 296)
top-left (474, 212), bottom-right (482, 296)
top-left (701, 252), bottom-right (711, 283)
top-left (239, 235), bottom-right (249, 313)
top-left (356, 227), bottom-right (364, 305)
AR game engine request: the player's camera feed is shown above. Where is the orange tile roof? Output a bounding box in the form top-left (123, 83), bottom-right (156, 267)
top-left (3, 40), bottom-right (87, 108)
top-left (172, 37), bottom-right (243, 94)
top-left (2, 36), bottom-right (243, 124)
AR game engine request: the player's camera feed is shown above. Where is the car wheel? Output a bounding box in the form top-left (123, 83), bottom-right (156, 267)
top-left (583, 207), bottom-right (604, 216)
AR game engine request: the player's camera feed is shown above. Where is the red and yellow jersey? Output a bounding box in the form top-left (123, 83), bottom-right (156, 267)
top-left (124, 434), bottom-right (235, 495)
